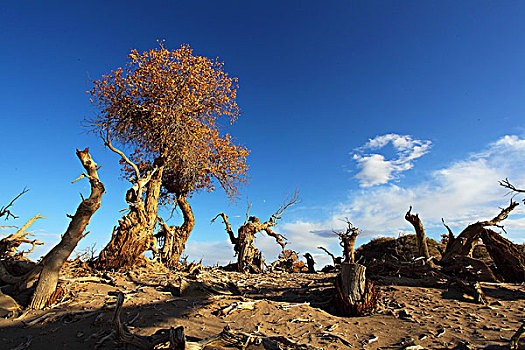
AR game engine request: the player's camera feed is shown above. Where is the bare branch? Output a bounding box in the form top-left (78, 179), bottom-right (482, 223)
top-left (479, 199), bottom-right (519, 227)
top-left (269, 189), bottom-right (299, 225)
top-left (243, 201), bottom-right (252, 225)
top-left (0, 187), bottom-right (29, 220)
top-left (263, 227), bottom-right (287, 249)
top-left (318, 246), bottom-right (339, 266)
top-left (441, 218), bottom-right (455, 240)
top-left (212, 212), bottom-right (237, 245)
top-left (500, 178), bottom-right (525, 194)
top-left (102, 130), bottom-right (141, 182)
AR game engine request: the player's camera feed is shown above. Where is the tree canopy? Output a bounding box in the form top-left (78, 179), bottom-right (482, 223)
top-left (87, 42), bottom-right (249, 200)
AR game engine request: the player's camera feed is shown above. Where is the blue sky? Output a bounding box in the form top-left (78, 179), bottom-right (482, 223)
top-left (2, 1), bottom-right (525, 267)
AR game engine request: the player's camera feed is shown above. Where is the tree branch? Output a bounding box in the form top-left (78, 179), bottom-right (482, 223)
top-left (212, 212), bottom-right (237, 245)
top-left (479, 199), bottom-right (519, 227)
top-left (268, 190), bottom-right (299, 226)
top-left (500, 178), bottom-right (525, 194)
top-left (0, 188), bottom-right (29, 220)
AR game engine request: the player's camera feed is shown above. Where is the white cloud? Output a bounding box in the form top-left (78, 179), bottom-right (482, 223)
top-left (353, 134), bottom-right (432, 187)
top-left (342, 134), bottom-right (525, 241)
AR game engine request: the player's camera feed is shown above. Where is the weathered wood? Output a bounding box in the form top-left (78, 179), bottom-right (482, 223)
top-left (510, 321), bottom-right (525, 350)
top-left (450, 279), bottom-right (488, 304)
top-left (0, 214), bottom-right (45, 260)
top-left (334, 263), bottom-right (378, 316)
top-left (337, 219), bottom-right (360, 263)
top-left (109, 291), bottom-right (184, 349)
top-left (405, 206), bottom-right (431, 260)
top-left (29, 148), bottom-right (105, 309)
top-left (96, 137), bottom-right (164, 270)
top-left (441, 255), bottom-right (499, 282)
top-left (213, 193), bottom-right (296, 273)
top-left (481, 228), bottom-right (525, 282)
top-left (441, 201), bottom-right (519, 264)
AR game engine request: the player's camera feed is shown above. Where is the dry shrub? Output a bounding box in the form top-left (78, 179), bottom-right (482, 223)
top-left (355, 234), bottom-right (444, 266)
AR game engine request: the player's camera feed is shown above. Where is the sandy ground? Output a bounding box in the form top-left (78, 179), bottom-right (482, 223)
top-left (1, 263), bottom-right (525, 350)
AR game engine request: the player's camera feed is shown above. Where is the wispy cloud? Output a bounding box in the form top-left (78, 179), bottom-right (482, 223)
top-left (352, 134), bottom-right (432, 187)
top-left (343, 134), bottom-right (525, 239)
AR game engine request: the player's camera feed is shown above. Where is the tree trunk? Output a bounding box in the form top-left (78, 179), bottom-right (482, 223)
top-left (481, 228), bottom-right (525, 282)
top-left (441, 223), bottom-right (482, 263)
top-left (171, 195), bottom-right (195, 266)
top-left (342, 233), bottom-right (359, 263)
top-left (405, 206), bottom-right (431, 259)
top-left (156, 195), bottom-right (195, 268)
top-left (95, 167), bottom-right (164, 270)
top-left (97, 168), bottom-right (164, 270)
top-left (29, 148), bottom-right (104, 309)
top-left (236, 227), bottom-right (262, 273)
top-left (304, 253), bottom-right (316, 273)
top-left (334, 263), bottom-right (378, 316)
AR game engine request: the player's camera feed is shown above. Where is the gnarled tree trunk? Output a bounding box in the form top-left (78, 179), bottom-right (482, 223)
top-left (156, 195), bottom-right (195, 268)
top-left (29, 148), bottom-right (104, 309)
top-left (97, 169), bottom-right (163, 270)
top-left (334, 263), bottom-right (378, 316)
top-left (336, 219), bottom-right (360, 263)
top-left (96, 136), bottom-right (165, 270)
top-left (213, 194), bottom-right (296, 273)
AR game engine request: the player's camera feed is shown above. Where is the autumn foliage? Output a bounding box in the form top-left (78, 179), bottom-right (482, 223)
top-left (87, 42), bottom-right (249, 200)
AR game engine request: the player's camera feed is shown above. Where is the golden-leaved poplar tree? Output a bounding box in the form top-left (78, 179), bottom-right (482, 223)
top-left (87, 43), bottom-right (249, 269)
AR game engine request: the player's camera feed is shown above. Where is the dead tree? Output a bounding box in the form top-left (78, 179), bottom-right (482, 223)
top-left (333, 219), bottom-right (360, 263)
top-left (96, 136), bottom-right (162, 270)
top-left (303, 253), bottom-right (316, 273)
top-left (405, 206), bottom-right (431, 260)
top-left (29, 148), bottom-right (104, 309)
top-left (317, 246), bottom-right (342, 266)
top-left (0, 214), bottom-right (45, 260)
top-left (441, 200), bottom-right (518, 263)
top-left (437, 200), bottom-right (525, 283)
top-left (0, 149), bottom-right (104, 309)
top-left (212, 192), bottom-right (298, 273)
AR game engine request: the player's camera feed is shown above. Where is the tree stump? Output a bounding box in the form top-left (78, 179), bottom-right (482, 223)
top-left (334, 263), bottom-right (378, 316)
